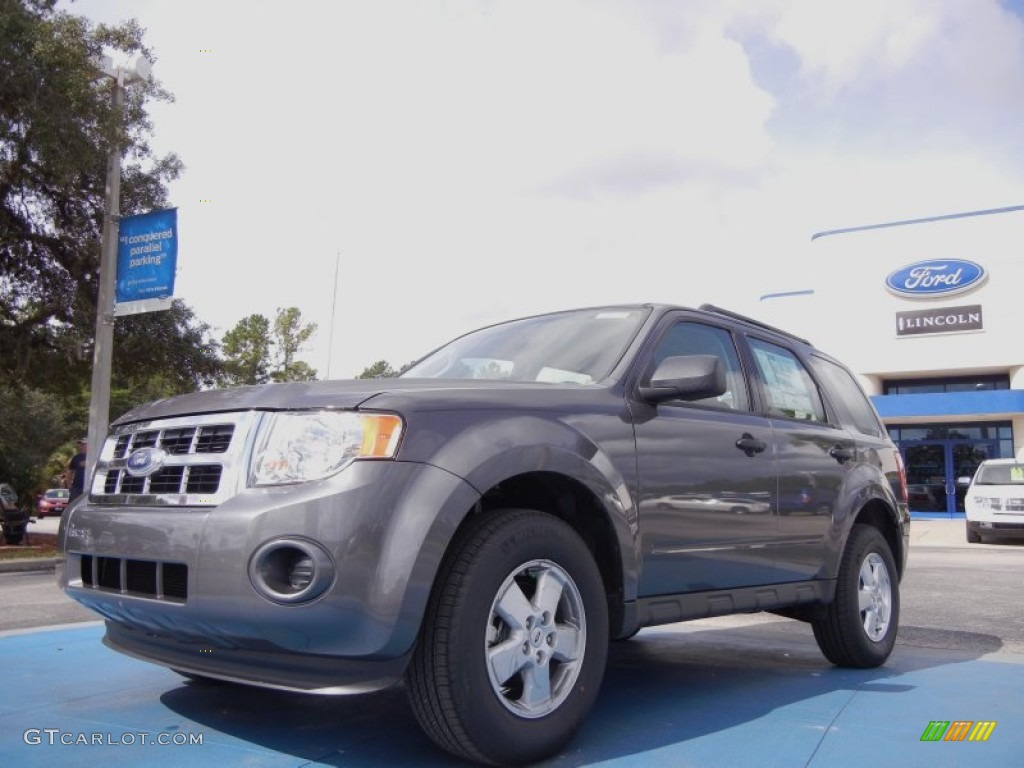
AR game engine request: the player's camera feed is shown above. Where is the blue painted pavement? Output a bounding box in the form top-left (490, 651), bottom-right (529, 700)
top-left (1, 620), bottom-right (1020, 767)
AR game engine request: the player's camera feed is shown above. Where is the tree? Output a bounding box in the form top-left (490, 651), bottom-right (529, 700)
top-left (357, 360), bottom-right (399, 379)
top-left (221, 313), bottom-right (272, 386)
top-left (220, 307), bottom-right (318, 385)
top-left (1, 0), bottom-right (182, 388)
top-left (0, 3), bottom-right (227, 506)
top-left (279, 360), bottom-right (317, 382)
top-left (112, 300), bottom-right (222, 397)
top-left (271, 306), bottom-right (317, 382)
top-left (0, 385), bottom-right (69, 505)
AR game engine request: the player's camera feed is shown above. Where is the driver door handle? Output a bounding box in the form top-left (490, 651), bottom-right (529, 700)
top-left (735, 433), bottom-right (767, 457)
top-left (830, 445), bottom-right (855, 464)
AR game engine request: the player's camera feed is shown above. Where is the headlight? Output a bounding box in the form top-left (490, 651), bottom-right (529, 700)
top-left (251, 411), bottom-right (403, 486)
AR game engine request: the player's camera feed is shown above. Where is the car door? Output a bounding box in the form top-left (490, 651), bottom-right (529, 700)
top-left (744, 336), bottom-right (849, 582)
top-left (632, 315), bottom-right (780, 595)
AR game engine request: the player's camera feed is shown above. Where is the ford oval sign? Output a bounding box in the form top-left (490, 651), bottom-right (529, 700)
top-left (885, 259), bottom-right (986, 298)
top-left (125, 446), bottom-right (167, 478)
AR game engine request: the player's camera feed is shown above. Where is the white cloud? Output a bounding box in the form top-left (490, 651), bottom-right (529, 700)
top-left (60, 0), bottom-right (1024, 379)
top-left (763, 0), bottom-right (939, 90)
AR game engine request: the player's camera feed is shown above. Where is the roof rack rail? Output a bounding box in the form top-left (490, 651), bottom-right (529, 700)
top-left (698, 304), bottom-right (811, 346)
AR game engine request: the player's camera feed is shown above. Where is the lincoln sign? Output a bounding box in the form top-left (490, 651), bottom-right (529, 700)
top-left (895, 305), bottom-right (983, 336)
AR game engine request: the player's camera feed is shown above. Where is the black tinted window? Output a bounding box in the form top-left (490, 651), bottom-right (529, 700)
top-left (402, 308), bottom-right (649, 383)
top-left (649, 322), bottom-right (748, 410)
top-left (975, 463), bottom-right (1024, 485)
top-left (748, 338), bottom-right (825, 422)
top-left (810, 356), bottom-right (883, 437)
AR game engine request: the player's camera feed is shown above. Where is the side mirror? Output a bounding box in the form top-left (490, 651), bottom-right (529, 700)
top-left (638, 355), bottom-right (727, 404)
top-left (956, 476), bottom-right (972, 486)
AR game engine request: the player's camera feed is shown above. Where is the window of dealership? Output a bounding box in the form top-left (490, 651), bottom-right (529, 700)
top-left (756, 204), bottom-right (1024, 519)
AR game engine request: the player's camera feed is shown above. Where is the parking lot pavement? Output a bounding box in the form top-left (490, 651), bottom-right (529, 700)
top-left (1, 617), bottom-right (1021, 767)
top-left (2, 518), bottom-right (1019, 766)
top-left (910, 519), bottom-right (972, 548)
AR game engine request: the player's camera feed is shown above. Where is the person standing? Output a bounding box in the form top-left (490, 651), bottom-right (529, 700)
top-left (67, 438), bottom-right (88, 501)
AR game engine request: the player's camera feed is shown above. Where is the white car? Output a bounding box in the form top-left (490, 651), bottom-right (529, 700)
top-left (964, 459), bottom-right (1024, 543)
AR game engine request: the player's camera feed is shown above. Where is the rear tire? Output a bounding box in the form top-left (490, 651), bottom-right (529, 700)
top-left (405, 509), bottom-right (608, 766)
top-left (812, 524), bottom-right (899, 668)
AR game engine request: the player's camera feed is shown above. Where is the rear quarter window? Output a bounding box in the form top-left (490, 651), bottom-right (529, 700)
top-left (810, 356), bottom-right (884, 437)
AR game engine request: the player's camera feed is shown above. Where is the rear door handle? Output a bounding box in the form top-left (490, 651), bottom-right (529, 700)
top-left (830, 445), bottom-right (855, 464)
top-left (735, 433), bottom-right (767, 457)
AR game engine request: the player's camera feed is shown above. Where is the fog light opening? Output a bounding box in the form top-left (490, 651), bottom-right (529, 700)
top-left (288, 555), bottom-right (314, 591)
top-left (249, 540), bottom-right (334, 604)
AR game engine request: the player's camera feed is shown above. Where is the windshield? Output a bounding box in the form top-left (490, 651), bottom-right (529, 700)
top-left (401, 307), bottom-right (650, 384)
top-left (975, 463), bottom-right (1024, 485)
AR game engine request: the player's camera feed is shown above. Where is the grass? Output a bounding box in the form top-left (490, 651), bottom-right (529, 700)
top-left (0, 533), bottom-right (59, 560)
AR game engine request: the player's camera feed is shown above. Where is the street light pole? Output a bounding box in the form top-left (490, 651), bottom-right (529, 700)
top-left (85, 56), bottom-right (152, 482)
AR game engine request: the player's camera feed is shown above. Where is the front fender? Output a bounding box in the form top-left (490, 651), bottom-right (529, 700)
top-left (398, 410), bottom-right (641, 602)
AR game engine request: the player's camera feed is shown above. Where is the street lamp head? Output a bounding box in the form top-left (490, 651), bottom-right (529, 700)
top-left (91, 53), bottom-right (152, 85)
top-left (124, 56), bottom-right (153, 85)
top-left (91, 54), bottom-right (117, 79)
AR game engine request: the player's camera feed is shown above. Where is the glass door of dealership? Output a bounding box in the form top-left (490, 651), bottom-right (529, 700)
top-left (889, 423), bottom-right (1014, 518)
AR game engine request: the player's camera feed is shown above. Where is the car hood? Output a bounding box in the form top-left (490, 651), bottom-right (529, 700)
top-left (113, 378), bottom-right (612, 425)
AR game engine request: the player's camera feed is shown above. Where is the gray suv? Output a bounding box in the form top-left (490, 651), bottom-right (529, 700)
top-left (59, 304), bottom-right (909, 766)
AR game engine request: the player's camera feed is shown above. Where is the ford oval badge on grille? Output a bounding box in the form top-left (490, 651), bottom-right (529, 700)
top-left (885, 259), bottom-right (986, 298)
top-left (125, 446), bottom-right (167, 477)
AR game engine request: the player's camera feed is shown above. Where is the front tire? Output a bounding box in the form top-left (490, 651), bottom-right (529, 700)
top-left (965, 521), bottom-right (982, 544)
top-left (172, 670), bottom-right (228, 685)
top-left (405, 509), bottom-right (609, 766)
top-left (812, 524), bottom-right (899, 668)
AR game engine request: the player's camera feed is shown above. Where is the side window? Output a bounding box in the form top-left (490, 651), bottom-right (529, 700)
top-left (810, 356), bottom-right (884, 437)
top-left (748, 338), bottom-right (825, 422)
top-left (649, 322), bottom-right (749, 410)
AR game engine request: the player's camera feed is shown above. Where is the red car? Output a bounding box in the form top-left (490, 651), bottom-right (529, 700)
top-left (36, 488), bottom-right (70, 517)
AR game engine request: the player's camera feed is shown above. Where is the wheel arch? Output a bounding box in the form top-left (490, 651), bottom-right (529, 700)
top-left (450, 469), bottom-right (635, 640)
top-left (852, 498), bottom-right (908, 580)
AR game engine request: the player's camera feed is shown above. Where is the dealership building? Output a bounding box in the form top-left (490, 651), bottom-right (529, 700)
top-left (758, 204), bottom-right (1024, 519)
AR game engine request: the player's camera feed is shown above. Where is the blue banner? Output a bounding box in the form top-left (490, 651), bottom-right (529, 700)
top-left (115, 208), bottom-right (177, 315)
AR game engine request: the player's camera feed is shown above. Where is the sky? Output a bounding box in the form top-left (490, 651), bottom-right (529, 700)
top-left (64, 0), bottom-right (1024, 379)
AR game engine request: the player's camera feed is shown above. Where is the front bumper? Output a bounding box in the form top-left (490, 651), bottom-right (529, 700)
top-left (966, 517), bottom-right (1024, 539)
top-left (59, 460), bottom-right (479, 692)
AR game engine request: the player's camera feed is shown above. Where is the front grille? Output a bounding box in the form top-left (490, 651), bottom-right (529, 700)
top-left (114, 424), bottom-right (234, 456)
top-left (186, 465), bottom-right (222, 494)
top-left (80, 554), bottom-right (188, 602)
top-left (126, 560), bottom-right (157, 594)
top-left (133, 431), bottom-right (159, 450)
top-left (90, 413), bottom-right (255, 507)
top-left (119, 472), bottom-right (144, 495)
top-left (149, 466), bottom-right (186, 494)
top-left (196, 425), bottom-right (233, 453)
top-left (103, 465), bottom-right (222, 496)
top-left (113, 435), bottom-right (132, 458)
top-left (163, 563), bottom-right (188, 598)
top-left (161, 428), bottom-right (196, 454)
top-left (1004, 498), bottom-right (1024, 511)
